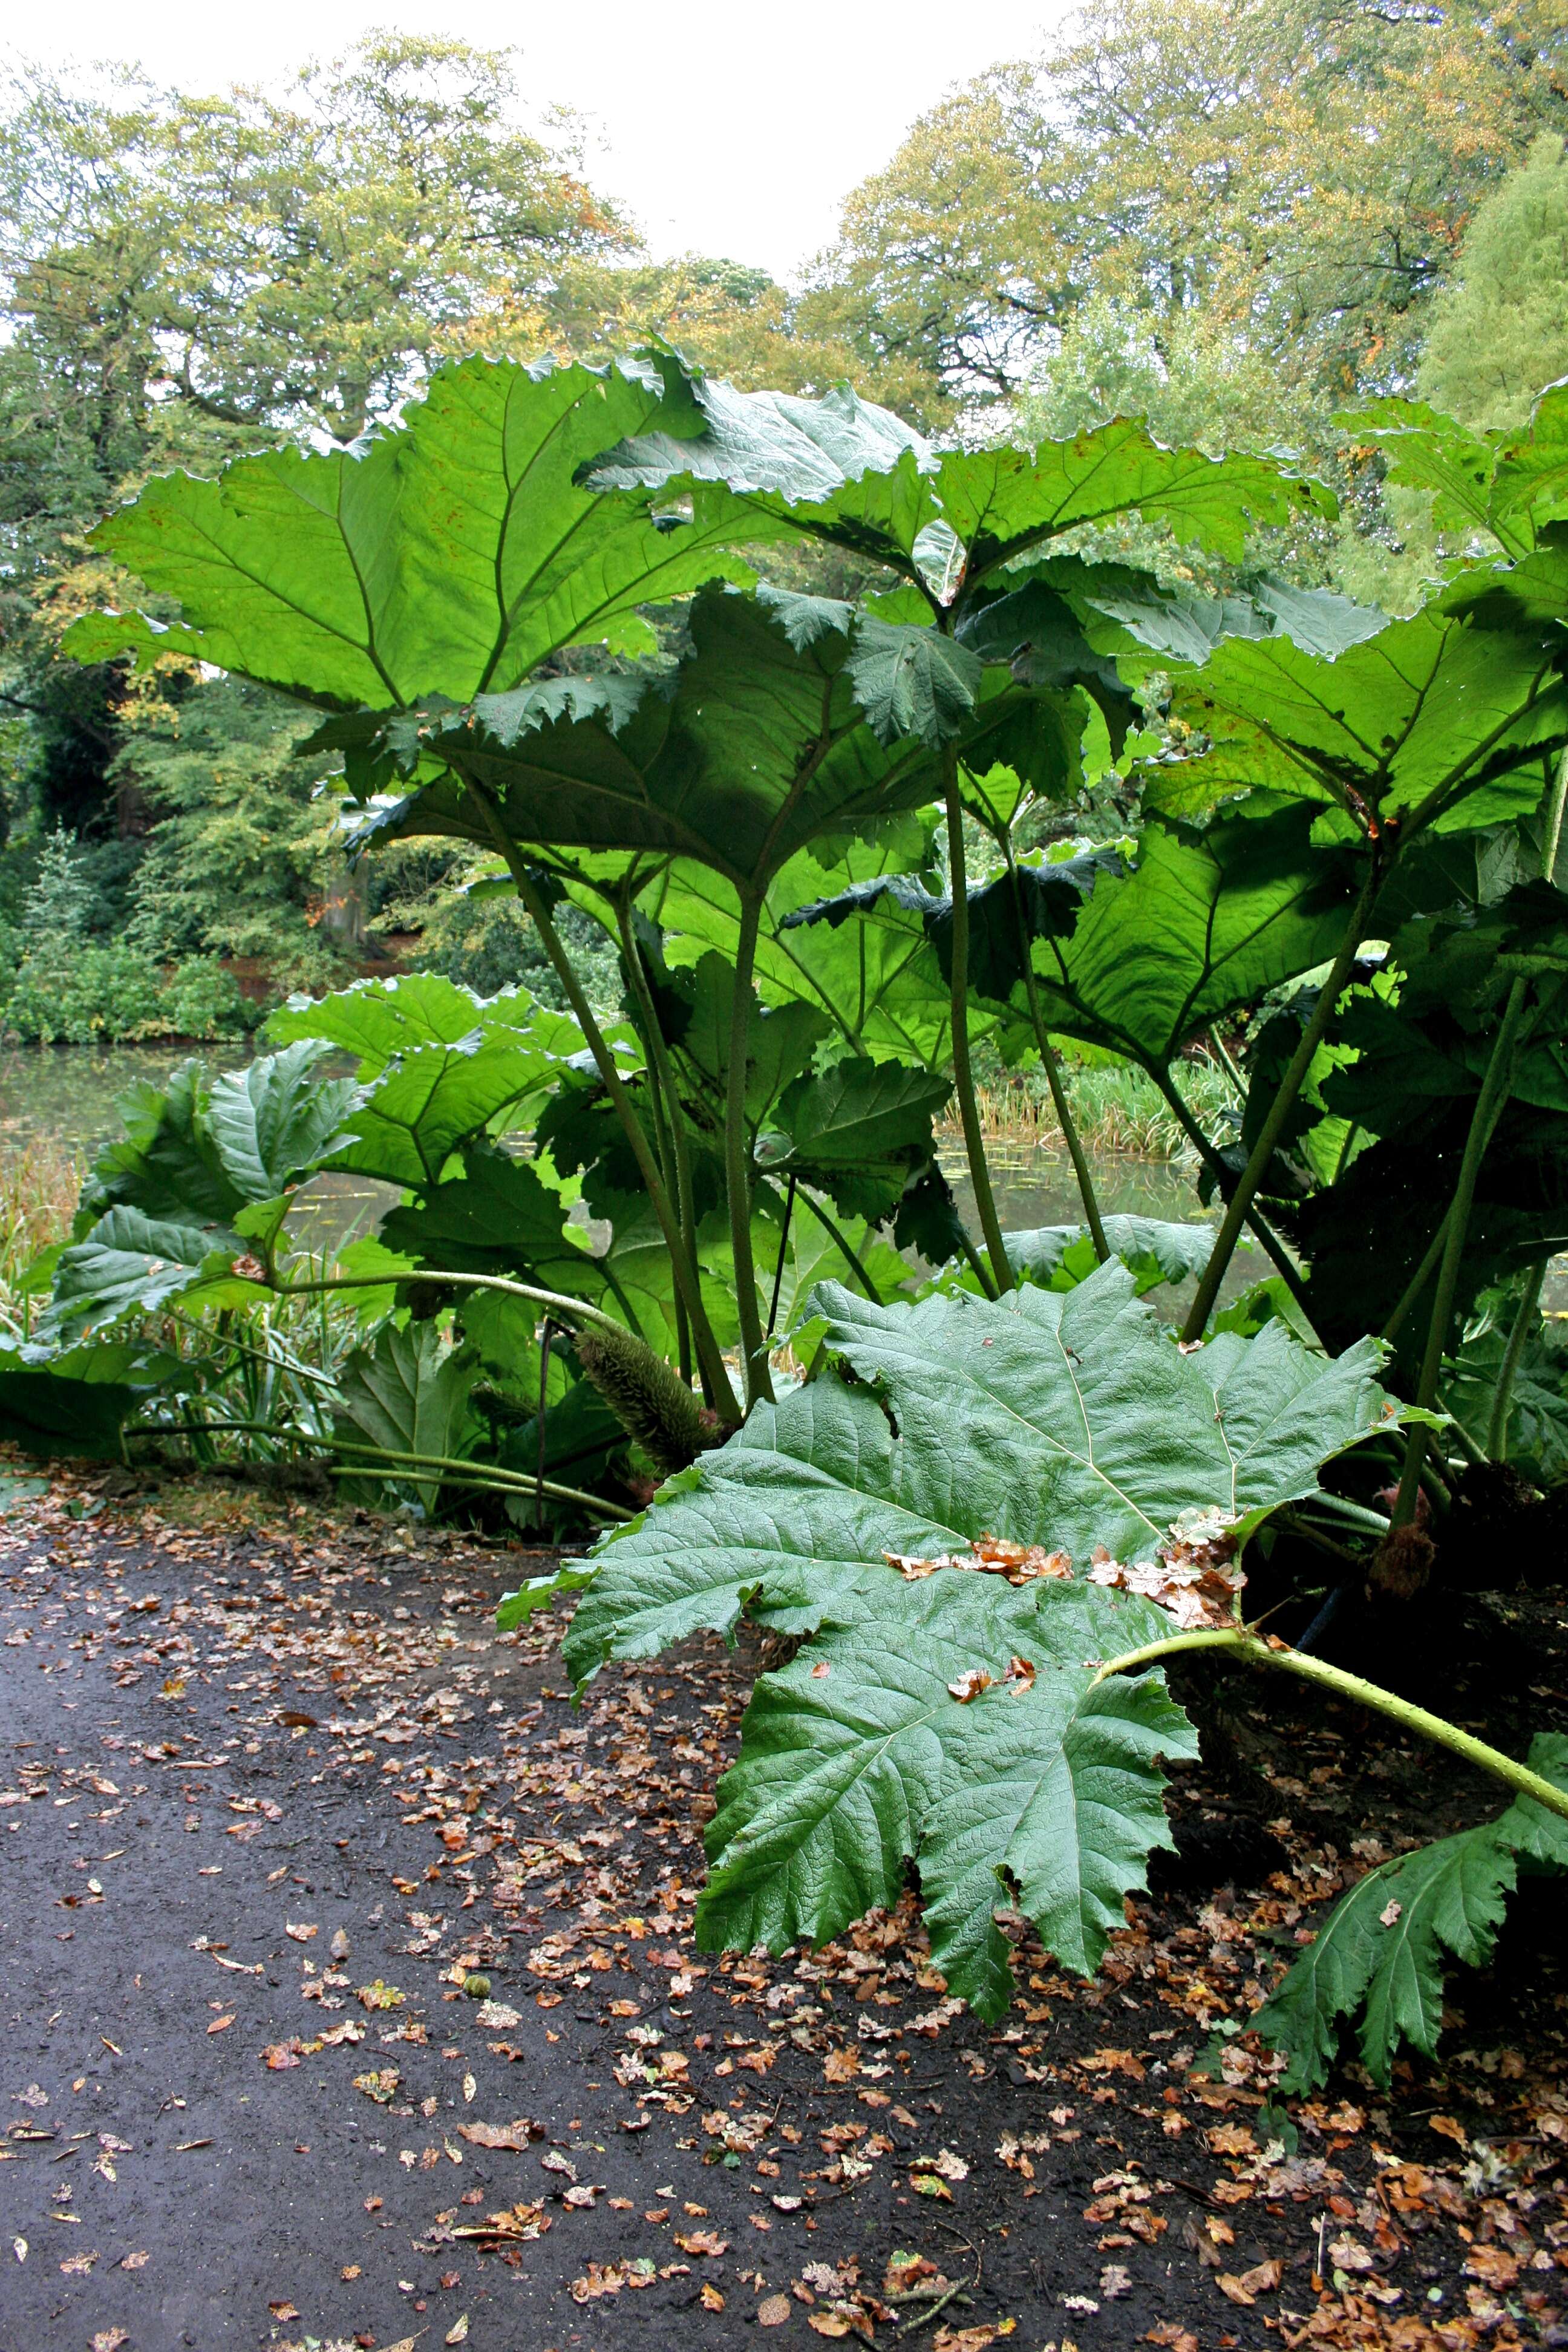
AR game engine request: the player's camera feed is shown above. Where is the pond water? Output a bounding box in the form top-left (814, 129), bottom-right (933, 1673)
top-left (0, 1043), bottom-right (1235, 1302)
top-left (0, 1040), bottom-right (255, 1158)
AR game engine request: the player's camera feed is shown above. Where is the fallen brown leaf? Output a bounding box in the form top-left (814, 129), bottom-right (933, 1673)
top-left (457, 2119), bottom-right (539, 2152)
top-left (675, 2229), bottom-right (730, 2256)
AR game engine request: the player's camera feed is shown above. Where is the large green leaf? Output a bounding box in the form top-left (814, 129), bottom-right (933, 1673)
top-left (1448, 1292), bottom-right (1568, 1481)
top-left (547, 1257), bottom-right (1403, 2013)
top-left (377, 1145), bottom-right (618, 1313)
top-left (200, 1044), bottom-right (356, 1200)
top-left (797, 808), bottom-right (1356, 1068)
top-left (1003, 1216), bottom-right (1231, 1298)
top-left (269, 975), bottom-right (587, 1078)
top-left (1255, 1736), bottom-right (1568, 2091)
top-left (1146, 597), bottom-right (1568, 833)
top-left (673, 952), bottom-right (828, 1125)
top-left (1341, 384), bottom-right (1568, 555)
top-left (44, 1208), bottom-right (266, 1342)
top-left (331, 1031), bottom-right (573, 1191)
top-left (641, 835), bottom-right (967, 1067)
top-left (0, 1339), bottom-right (183, 1460)
top-left (362, 587), bottom-right (1028, 896)
top-left (64, 354), bottom-right (754, 705)
top-left (694, 1573), bottom-right (1194, 2013)
top-left (591, 385), bottom-right (1331, 582)
top-left (561, 1257), bottom-right (1399, 1679)
top-left (757, 1057), bottom-right (951, 1221)
top-left (784, 841), bottom-right (1127, 1019)
top-left (1032, 554), bottom-right (1384, 668)
top-left (1029, 809), bottom-right (1359, 1063)
top-left (1335, 398), bottom-right (1503, 543)
top-left (334, 1323), bottom-right (477, 1512)
top-left (77, 1045), bottom-right (350, 1235)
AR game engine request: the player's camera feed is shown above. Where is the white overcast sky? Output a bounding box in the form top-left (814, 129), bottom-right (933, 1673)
top-left (10, 2), bottom-right (1067, 283)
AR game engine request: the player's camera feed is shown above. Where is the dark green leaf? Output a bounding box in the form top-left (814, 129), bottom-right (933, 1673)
top-left (335, 1324), bottom-right (477, 1512)
top-left (1256, 1736), bottom-right (1568, 2090)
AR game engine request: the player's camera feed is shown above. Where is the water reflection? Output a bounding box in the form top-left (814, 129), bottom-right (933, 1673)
top-left (0, 1045), bottom-right (1278, 1316)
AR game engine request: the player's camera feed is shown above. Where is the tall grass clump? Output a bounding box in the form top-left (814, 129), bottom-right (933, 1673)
top-left (964, 1052), bottom-right (1238, 1159)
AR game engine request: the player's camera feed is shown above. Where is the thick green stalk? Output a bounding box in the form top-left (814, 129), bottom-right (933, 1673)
top-left (1488, 1258), bottom-right (1549, 1460)
top-left (467, 803), bottom-right (738, 1422)
top-left (275, 1267), bottom-right (619, 1327)
top-left (766, 1174), bottom-right (798, 1339)
top-left (727, 893), bottom-right (775, 1411)
top-left (1390, 976), bottom-right (1532, 1524)
top-left (1143, 1061), bottom-right (1315, 1315)
top-left (1093, 1625), bottom-right (1568, 1825)
top-left (1206, 1025), bottom-right (1248, 1099)
top-left (944, 771), bottom-right (1013, 1295)
top-left (789, 1184), bottom-right (885, 1306)
top-left (1181, 873), bottom-right (1379, 1343)
top-left (1002, 832), bottom-right (1108, 1261)
top-left (1382, 1209), bottom-right (1451, 1343)
top-left (616, 891), bottom-right (698, 1390)
top-left (122, 1420), bottom-right (632, 1521)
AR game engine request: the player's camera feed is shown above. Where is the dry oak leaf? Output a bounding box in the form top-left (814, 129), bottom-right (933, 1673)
top-left (1465, 2246), bottom-right (1521, 2288)
top-left (1145, 2328), bottom-right (1198, 2352)
top-left (1215, 2258), bottom-right (1282, 2307)
top-left (352, 2068), bottom-right (400, 2104)
top-left (675, 2229), bottom-right (730, 2256)
top-left (91, 2334), bottom-right (129, 2352)
top-left (1079, 2047), bottom-right (1146, 2080)
top-left (823, 2048), bottom-right (859, 2085)
top-left (1327, 2235), bottom-right (1376, 2275)
top-left (934, 2328), bottom-right (1013, 2352)
top-left (947, 1668), bottom-right (993, 1704)
top-left (474, 2001), bottom-right (521, 2029)
top-left (458, 2119), bottom-right (540, 2152)
top-left (284, 1922), bottom-right (317, 1942)
top-left (357, 1979), bottom-right (405, 2010)
top-left (1427, 2114), bottom-right (1468, 2147)
top-left (700, 2284), bottom-right (726, 2311)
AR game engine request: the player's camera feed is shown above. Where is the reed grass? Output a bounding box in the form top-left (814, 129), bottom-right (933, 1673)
top-left (949, 1054), bottom-right (1238, 1160)
top-left (0, 1138), bottom-right (85, 1334)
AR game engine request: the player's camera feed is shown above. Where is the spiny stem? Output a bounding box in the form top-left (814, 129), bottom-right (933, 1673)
top-left (727, 893), bottom-right (775, 1411)
top-left (120, 1420), bottom-right (632, 1521)
top-left (463, 790), bottom-right (738, 1422)
top-left (272, 1268), bottom-right (619, 1330)
top-left (788, 1184), bottom-right (884, 1306)
top-left (1391, 976), bottom-right (1532, 1524)
top-left (1181, 872), bottom-right (1379, 1344)
top-left (1143, 1061), bottom-right (1314, 1316)
top-left (1206, 1025), bottom-right (1247, 1098)
top-left (766, 1173), bottom-right (798, 1340)
top-left (1487, 1259), bottom-right (1548, 1460)
top-left (1003, 829), bottom-right (1108, 1261)
top-left (615, 889), bottom-right (697, 1390)
top-left (944, 766), bottom-right (1012, 1295)
top-left (1092, 1627), bottom-right (1568, 1824)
